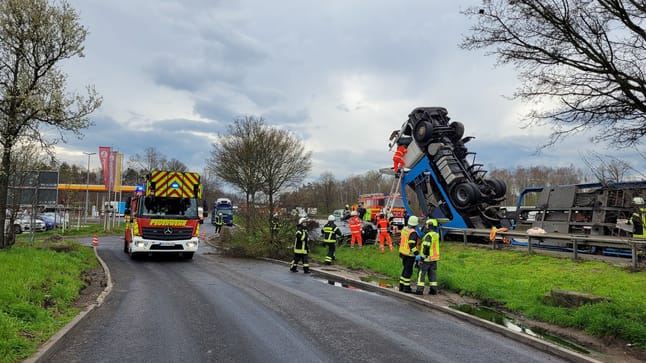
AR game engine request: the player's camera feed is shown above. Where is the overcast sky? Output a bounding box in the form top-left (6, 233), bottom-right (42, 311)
top-left (55, 0), bottom-right (643, 184)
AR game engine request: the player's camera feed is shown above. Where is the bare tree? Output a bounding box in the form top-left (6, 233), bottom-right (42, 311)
top-left (0, 0), bottom-right (102, 248)
top-left (207, 116), bottom-right (264, 219)
top-left (581, 151), bottom-right (635, 183)
top-left (461, 1), bottom-right (646, 148)
top-left (128, 147), bottom-right (168, 174)
top-left (257, 127), bottom-right (312, 223)
top-left (165, 158), bottom-right (187, 172)
top-left (319, 172), bottom-right (337, 213)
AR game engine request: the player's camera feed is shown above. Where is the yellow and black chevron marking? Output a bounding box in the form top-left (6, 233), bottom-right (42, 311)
top-left (146, 170), bottom-right (202, 198)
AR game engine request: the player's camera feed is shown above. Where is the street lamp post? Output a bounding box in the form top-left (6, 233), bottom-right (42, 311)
top-left (83, 152), bottom-right (96, 225)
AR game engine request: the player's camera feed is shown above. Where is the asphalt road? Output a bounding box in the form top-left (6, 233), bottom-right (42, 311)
top-left (44, 223), bottom-right (567, 363)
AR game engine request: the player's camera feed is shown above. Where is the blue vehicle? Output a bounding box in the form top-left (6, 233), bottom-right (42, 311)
top-left (212, 198), bottom-right (234, 226)
top-left (389, 107), bottom-right (507, 234)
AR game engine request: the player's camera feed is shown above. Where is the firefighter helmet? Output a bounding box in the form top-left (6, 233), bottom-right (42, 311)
top-left (298, 217), bottom-right (307, 225)
top-left (633, 197), bottom-right (645, 205)
top-left (426, 218), bottom-right (438, 227)
top-left (351, 211), bottom-right (358, 216)
top-left (408, 215), bottom-right (419, 226)
top-left (328, 215), bottom-right (335, 221)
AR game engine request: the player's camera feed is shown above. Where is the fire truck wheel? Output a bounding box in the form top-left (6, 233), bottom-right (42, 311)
top-left (123, 240), bottom-right (129, 253)
top-left (413, 120), bottom-right (434, 145)
top-left (129, 252), bottom-right (139, 260)
top-left (451, 182), bottom-right (479, 209)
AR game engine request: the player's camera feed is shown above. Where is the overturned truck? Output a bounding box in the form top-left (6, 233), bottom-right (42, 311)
top-left (389, 107), bottom-right (507, 230)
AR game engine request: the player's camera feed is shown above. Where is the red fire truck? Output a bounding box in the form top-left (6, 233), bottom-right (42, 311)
top-left (356, 193), bottom-right (407, 233)
top-left (123, 170), bottom-right (203, 259)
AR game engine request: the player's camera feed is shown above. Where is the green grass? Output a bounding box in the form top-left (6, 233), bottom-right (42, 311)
top-left (0, 232), bottom-right (100, 363)
top-left (310, 242), bottom-right (646, 348)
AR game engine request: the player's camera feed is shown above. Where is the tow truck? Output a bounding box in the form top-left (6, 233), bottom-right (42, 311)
top-left (124, 170), bottom-right (203, 259)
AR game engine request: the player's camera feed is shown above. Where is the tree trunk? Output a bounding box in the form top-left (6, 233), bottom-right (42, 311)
top-left (0, 146), bottom-right (13, 248)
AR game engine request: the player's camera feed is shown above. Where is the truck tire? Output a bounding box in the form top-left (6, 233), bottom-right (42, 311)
top-left (449, 121), bottom-right (465, 141)
top-left (413, 121), bottom-right (434, 146)
top-left (451, 182), bottom-right (479, 209)
top-left (491, 178), bottom-right (507, 198)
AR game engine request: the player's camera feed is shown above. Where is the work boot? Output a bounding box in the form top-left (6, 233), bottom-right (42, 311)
top-left (403, 286), bottom-right (412, 293)
top-left (415, 287), bottom-right (424, 295)
top-left (304, 269), bottom-right (310, 274)
top-left (290, 267), bottom-right (297, 273)
top-left (324, 261), bottom-right (331, 265)
top-left (399, 283), bottom-right (404, 292)
top-left (429, 287), bottom-right (438, 295)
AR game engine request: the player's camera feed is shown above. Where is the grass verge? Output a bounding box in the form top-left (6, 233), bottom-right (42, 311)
top-left (310, 241), bottom-right (646, 349)
top-left (0, 231), bottom-right (101, 363)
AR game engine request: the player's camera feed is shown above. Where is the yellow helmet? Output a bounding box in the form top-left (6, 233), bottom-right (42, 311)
top-left (426, 218), bottom-right (438, 227)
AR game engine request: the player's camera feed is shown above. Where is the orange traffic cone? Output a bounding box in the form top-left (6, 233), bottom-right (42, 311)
top-left (91, 234), bottom-right (99, 246)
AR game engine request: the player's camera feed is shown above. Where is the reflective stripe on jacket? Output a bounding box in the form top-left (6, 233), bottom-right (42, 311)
top-left (294, 228), bottom-right (308, 254)
top-left (349, 216), bottom-right (362, 233)
top-left (421, 230), bottom-right (440, 261)
top-left (321, 222), bottom-right (341, 243)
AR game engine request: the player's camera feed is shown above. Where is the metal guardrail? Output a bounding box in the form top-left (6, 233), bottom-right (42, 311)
top-left (440, 227), bottom-right (646, 270)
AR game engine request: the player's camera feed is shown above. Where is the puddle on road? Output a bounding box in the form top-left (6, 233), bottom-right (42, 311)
top-left (316, 275), bottom-right (593, 356)
top-left (451, 304), bottom-right (590, 354)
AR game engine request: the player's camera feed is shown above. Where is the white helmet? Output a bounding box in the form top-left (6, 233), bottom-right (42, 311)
top-left (408, 215), bottom-right (419, 226)
top-left (633, 197), bottom-right (645, 205)
top-left (351, 211), bottom-right (358, 216)
top-left (298, 217), bottom-right (307, 225)
top-left (328, 215), bottom-right (335, 221)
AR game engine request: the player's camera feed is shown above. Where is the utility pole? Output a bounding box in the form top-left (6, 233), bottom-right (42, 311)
top-left (83, 152), bottom-right (96, 225)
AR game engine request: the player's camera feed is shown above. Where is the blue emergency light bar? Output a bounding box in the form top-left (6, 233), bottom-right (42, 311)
top-left (170, 182), bottom-right (180, 188)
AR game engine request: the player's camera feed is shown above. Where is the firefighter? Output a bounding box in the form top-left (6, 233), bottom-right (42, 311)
top-left (398, 215), bottom-right (420, 293)
top-left (271, 213), bottom-right (280, 235)
top-left (321, 215), bottom-right (342, 265)
top-left (392, 144), bottom-right (407, 174)
top-left (376, 213), bottom-right (393, 253)
top-left (348, 210), bottom-right (363, 248)
top-left (357, 203), bottom-right (367, 220)
top-left (629, 197), bottom-right (646, 239)
top-left (290, 217), bottom-right (310, 273)
top-left (416, 218), bottom-right (440, 295)
top-left (214, 213), bottom-right (224, 234)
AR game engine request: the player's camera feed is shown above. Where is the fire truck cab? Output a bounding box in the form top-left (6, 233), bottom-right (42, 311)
top-left (124, 170), bottom-right (203, 259)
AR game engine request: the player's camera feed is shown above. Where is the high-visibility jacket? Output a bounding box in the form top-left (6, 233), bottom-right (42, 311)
top-left (399, 227), bottom-right (418, 256)
top-left (294, 227), bottom-right (309, 254)
top-left (349, 216), bottom-right (362, 234)
top-left (421, 230), bottom-right (440, 261)
top-left (376, 217), bottom-right (390, 234)
top-left (629, 207), bottom-right (646, 238)
top-left (321, 222), bottom-right (342, 243)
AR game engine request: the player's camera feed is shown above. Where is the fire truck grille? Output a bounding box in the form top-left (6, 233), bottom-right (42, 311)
top-left (142, 227), bottom-right (194, 241)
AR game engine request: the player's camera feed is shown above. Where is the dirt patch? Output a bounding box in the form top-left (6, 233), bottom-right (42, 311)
top-left (74, 265), bottom-right (107, 309)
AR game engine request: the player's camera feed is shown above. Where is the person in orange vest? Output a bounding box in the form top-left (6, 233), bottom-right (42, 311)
top-left (376, 213), bottom-right (393, 253)
top-left (416, 218), bottom-right (440, 295)
top-left (398, 215), bottom-right (420, 293)
top-left (348, 210), bottom-right (363, 248)
top-left (392, 144), bottom-right (407, 174)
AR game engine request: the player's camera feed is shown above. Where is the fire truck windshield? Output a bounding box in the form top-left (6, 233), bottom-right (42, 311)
top-left (139, 196), bottom-right (199, 218)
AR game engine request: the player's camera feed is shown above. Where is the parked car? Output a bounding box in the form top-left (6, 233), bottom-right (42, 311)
top-left (17, 215), bottom-right (47, 232)
top-left (4, 218), bottom-right (22, 234)
top-left (37, 214), bottom-right (59, 230)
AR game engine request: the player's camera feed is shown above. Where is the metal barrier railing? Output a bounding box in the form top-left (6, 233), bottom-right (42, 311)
top-left (440, 227), bottom-right (646, 270)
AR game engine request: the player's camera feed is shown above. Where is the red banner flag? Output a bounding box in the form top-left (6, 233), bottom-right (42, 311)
top-left (99, 146), bottom-right (111, 188)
